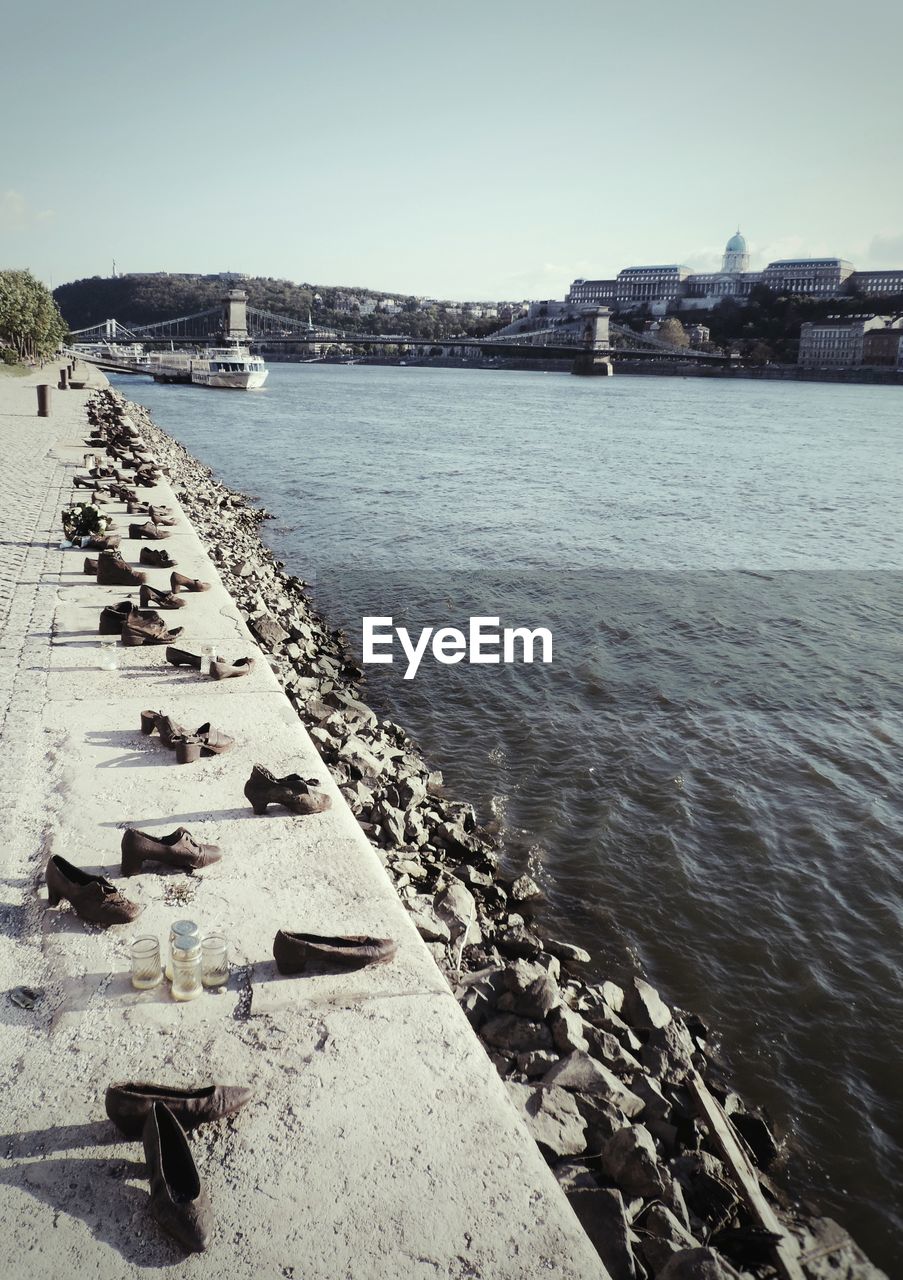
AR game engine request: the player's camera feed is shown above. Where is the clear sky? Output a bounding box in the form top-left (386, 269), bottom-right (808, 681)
top-left (2, 0), bottom-right (901, 301)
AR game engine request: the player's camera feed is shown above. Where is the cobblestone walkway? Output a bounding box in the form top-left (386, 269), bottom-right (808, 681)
top-left (0, 368), bottom-right (94, 738)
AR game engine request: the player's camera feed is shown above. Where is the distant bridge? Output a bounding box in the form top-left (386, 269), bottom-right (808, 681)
top-left (67, 291), bottom-right (730, 372)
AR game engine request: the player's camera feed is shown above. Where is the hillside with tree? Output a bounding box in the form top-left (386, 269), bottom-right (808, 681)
top-left (53, 274), bottom-right (504, 341)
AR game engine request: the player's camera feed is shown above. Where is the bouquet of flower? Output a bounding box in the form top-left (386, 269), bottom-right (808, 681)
top-left (61, 502), bottom-right (113, 544)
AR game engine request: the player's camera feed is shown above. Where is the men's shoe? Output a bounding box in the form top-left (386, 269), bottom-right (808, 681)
top-left (140, 546), bottom-right (177, 568)
top-left (83, 556), bottom-right (98, 575)
top-left (106, 1082), bottom-right (251, 1138)
top-left (122, 616), bottom-right (183, 646)
top-left (273, 930), bottom-right (397, 974)
top-left (85, 532), bottom-right (122, 552)
top-left (121, 826), bottom-right (221, 875)
top-left (149, 507), bottom-right (176, 526)
top-left (210, 657), bottom-right (254, 680)
top-left (129, 521), bottom-right (170, 541)
top-left (171, 573), bottom-right (211, 593)
top-left (139, 584), bottom-right (185, 610)
top-left (244, 764), bottom-right (331, 815)
top-left (99, 601), bottom-right (140, 634)
top-left (97, 550), bottom-right (145, 586)
top-left (142, 1103), bottom-right (212, 1253)
top-left (45, 855), bottom-right (142, 925)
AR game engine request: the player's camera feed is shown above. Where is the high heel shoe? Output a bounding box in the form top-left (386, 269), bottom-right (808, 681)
top-left (45, 855), bottom-right (142, 925)
top-left (244, 764), bottom-right (331, 815)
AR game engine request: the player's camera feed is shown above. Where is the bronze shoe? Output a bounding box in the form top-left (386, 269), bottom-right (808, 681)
top-left (139, 584), bottom-right (185, 610)
top-left (140, 711), bottom-right (188, 747)
top-left (170, 572), bottom-right (211, 593)
top-left (122, 616), bottom-right (184, 646)
top-left (85, 532), bottom-right (122, 552)
top-left (106, 1082), bottom-right (251, 1138)
top-left (83, 556), bottom-right (98, 575)
top-left (174, 725), bottom-right (234, 763)
top-left (273, 930), bottom-right (397, 974)
top-left (97, 549), bottom-right (145, 586)
top-left (140, 546), bottom-right (178, 568)
top-left (45, 855), bottom-right (142, 925)
top-left (129, 521), bottom-right (170, 541)
top-left (166, 646), bottom-right (202, 669)
top-left (99, 601), bottom-right (141, 634)
top-left (210, 657), bottom-right (254, 680)
top-left (142, 1103), bottom-right (212, 1253)
top-left (244, 764), bottom-right (331, 815)
top-left (121, 826), bottom-right (221, 875)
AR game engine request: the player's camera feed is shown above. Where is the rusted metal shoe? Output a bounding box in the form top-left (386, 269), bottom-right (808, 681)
top-left (45, 855), bottom-right (142, 925)
top-left (121, 827), bottom-right (221, 876)
top-left (273, 930), bottom-right (396, 974)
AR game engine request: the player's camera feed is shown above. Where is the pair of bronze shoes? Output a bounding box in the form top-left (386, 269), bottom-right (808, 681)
top-left (121, 826), bottom-right (221, 875)
top-left (141, 710), bottom-right (234, 764)
top-left (106, 1086), bottom-right (252, 1252)
top-left (166, 647), bottom-right (254, 681)
top-left (273, 930), bottom-right (396, 973)
top-left (45, 854), bottom-right (141, 925)
top-left (244, 764), bottom-right (331, 815)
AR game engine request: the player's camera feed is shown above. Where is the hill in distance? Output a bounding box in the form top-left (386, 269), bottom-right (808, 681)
top-left (53, 274), bottom-right (508, 341)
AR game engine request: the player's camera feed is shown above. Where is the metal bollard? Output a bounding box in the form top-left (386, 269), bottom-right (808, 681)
top-left (37, 384), bottom-right (52, 417)
top-left (58, 367), bottom-right (69, 390)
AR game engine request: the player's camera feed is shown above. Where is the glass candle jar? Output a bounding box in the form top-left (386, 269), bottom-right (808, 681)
top-left (130, 936), bottom-right (162, 990)
top-left (166, 919), bottom-right (199, 981)
top-left (201, 935), bottom-right (229, 988)
top-left (199, 644), bottom-right (215, 676)
top-left (99, 633), bottom-right (118, 671)
top-left (171, 937), bottom-right (203, 1002)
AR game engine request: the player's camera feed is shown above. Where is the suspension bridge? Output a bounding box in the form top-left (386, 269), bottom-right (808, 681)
top-left (66, 290), bottom-right (730, 375)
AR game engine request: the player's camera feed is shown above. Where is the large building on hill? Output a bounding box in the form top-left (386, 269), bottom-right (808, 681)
top-left (566, 231), bottom-right (902, 313)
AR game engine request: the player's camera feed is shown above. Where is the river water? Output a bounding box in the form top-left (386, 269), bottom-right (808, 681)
top-left (119, 363), bottom-right (902, 1270)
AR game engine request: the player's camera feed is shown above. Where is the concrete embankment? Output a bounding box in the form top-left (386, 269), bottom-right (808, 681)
top-left (0, 366), bottom-right (607, 1278)
top-left (128, 387), bottom-right (885, 1280)
top-left (0, 368), bottom-right (885, 1279)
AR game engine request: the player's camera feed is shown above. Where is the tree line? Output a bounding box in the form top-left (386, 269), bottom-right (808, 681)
top-left (0, 269), bottom-right (67, 363)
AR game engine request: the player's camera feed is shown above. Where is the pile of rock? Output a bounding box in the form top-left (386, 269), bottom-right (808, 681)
top-left (91, 388), bottom-right (883, 1280)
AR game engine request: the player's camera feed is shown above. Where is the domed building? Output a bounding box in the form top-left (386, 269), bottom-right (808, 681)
top-left (722, 230), bottom-right (750, 274)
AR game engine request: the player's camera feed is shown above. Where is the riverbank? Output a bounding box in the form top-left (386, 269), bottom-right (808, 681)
top-left (0, 366), bottom-right (607, 1278)
top-left (124, 385), bottom-right (886, 1279)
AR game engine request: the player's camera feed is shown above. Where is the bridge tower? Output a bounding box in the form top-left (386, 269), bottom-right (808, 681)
top-left (223, 289), bottom-right (250, 342)
top-left (572, 307), bottom-right (613, 376)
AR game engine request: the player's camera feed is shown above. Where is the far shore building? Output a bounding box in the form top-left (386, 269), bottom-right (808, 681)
top-left (797, 315), bottom-right (890, 369)
top-left (565, 231), bottom-right (903, 314)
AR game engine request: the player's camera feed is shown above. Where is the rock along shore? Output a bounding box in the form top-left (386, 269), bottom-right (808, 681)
top-left (114, 386), bottom-right (883, 1280)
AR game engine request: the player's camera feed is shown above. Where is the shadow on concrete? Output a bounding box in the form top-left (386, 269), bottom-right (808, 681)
top-left (0, 1157), bottom-right (182, 1268)
top-left (0, 1120), bottom-right (115, 1157)
top-left (99, 809), bottom-right (255, 828)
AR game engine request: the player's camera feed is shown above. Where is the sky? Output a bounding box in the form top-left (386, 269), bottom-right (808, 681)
top-left (2, 0), bottom-right (902, 301)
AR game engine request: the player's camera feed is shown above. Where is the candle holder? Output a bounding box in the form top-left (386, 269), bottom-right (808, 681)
top-left (130, 936), bottom-right (162, 990)
top-left (166, 919), bottom-right (199, 981)
top-left (201, 935), bottom-right (229, 987)
top-left (171, 937), bottom-right (203, 1002)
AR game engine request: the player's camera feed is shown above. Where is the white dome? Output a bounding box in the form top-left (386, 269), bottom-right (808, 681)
top-left (726, 231), bottom-right (747, 253)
